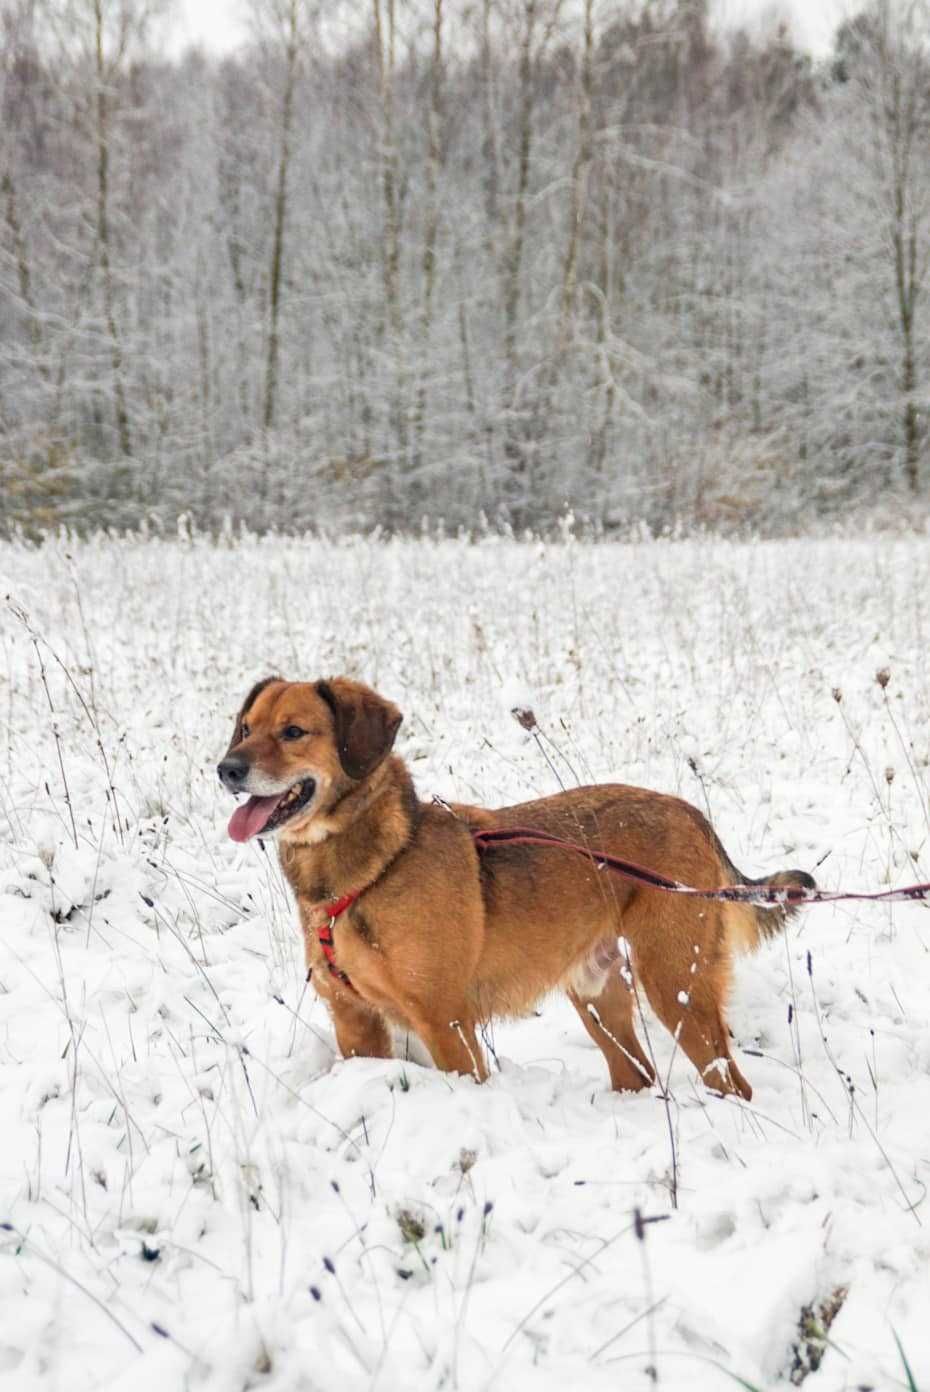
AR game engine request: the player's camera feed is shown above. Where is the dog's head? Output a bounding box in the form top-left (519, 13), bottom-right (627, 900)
top-left (218, 676), bottom-right (403, 844)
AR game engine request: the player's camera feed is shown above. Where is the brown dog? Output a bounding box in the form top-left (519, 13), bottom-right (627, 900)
top-left (218, 676), bottom-right (814, 1100)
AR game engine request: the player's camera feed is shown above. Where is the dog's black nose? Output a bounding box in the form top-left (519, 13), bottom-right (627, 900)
top-left (218, 755), bottom-right (249, 792)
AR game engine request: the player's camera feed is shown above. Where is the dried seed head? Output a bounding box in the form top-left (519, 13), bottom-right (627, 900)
top-left (832, 687), bottom-right (842, 703)
top-left (876, 667), bottom-right (891, 690)
top-left (512, 706), bottom-right (537, 732)
top-left (885, 766), bottom-right (895, 784)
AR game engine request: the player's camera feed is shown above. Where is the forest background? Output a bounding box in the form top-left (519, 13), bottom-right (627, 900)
top-left (1, 0), bottom-right (928, 535)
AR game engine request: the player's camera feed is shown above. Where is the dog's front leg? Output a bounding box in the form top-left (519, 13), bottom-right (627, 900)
top-left (410, 1014), bottom-right (488, 1083)
top-left (328, 988), bottom-right (393, 1062)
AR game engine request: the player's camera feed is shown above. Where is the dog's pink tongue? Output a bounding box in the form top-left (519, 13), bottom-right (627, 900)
top-left (228, 794), bottom-right (283, 843)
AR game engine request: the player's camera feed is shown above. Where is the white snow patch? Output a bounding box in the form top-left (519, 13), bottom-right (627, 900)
top-left (1, 533), bottom-right (928, 1391)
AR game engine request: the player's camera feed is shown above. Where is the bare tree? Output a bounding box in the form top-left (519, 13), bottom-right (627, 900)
top-left (53, 0), bottom-right (170, 462)
top-left (412, 0), bottom-right (444, 472)
top-left (555, 0), bottom-right (594, 359)
top-left (254, 0), bottom-right (309, 434)
top-left (839, 1), bottom-right (930, 491)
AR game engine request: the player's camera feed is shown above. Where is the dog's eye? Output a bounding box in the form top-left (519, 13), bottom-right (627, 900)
top-left (281, 725), bottom-right (306, 741)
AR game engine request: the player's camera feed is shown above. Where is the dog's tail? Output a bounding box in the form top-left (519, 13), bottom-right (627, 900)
top-left (724, 866), bottom-right (817, 955)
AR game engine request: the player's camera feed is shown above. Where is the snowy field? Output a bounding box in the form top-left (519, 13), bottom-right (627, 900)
top-left (1, 530), bottom-right (929, 1392)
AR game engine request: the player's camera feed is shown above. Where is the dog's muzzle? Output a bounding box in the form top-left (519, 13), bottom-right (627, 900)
top-left (218, 755), bottom-right (249, 792)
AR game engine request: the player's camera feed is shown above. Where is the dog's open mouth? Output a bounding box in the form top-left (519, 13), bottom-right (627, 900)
top-left (228, 778), bottom-right (317, 843)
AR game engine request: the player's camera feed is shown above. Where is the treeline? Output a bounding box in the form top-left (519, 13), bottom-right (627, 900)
top-left (1, 0), bottom-right (928, 534)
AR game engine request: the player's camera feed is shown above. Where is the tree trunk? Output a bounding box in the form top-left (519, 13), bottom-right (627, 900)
top-left (892, 203), bottom-right (920, 492)
top-left (555, 0), bottom-right (594, 360)
top-left (480, 0), bottom-right (499, 251)
top-left (2, 169), bottom-right (46, 374)
top-left (502, 1), bottom-right (535, 404)
top-left (373, 0), bottom-right (407, 513)
top-left (412, 0), bottom-right (444, 472)
top-left (94, 0), bottom-right (132, 461)
top-left (263, 0), bottom-right (299, 434)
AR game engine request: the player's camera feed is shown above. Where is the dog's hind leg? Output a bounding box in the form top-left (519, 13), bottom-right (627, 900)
top-left (630, 903), bottom-right (753, 1100)
top-left (566, 965), bottom-right (655, 1092)
top-left (642, 978), bottom-right (751, 1100)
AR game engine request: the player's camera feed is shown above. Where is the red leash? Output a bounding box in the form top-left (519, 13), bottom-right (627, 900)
top-left (314, 827), bottom-right (930, 995)
top-left (471, 826), bottom-right (930, 908)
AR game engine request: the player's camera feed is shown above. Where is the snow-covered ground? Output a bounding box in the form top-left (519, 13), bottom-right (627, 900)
top-left (1, 530), bottom-right (928, 1392)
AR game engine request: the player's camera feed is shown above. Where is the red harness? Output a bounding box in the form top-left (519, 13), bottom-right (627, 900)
top-left (315, 890), bottom-right (361, 991)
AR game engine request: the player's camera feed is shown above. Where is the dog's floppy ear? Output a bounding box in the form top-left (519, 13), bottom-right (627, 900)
top-left (316, 678), bottom-right (403, 781)
top-left (230, 675), bottom-right (282, 746)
